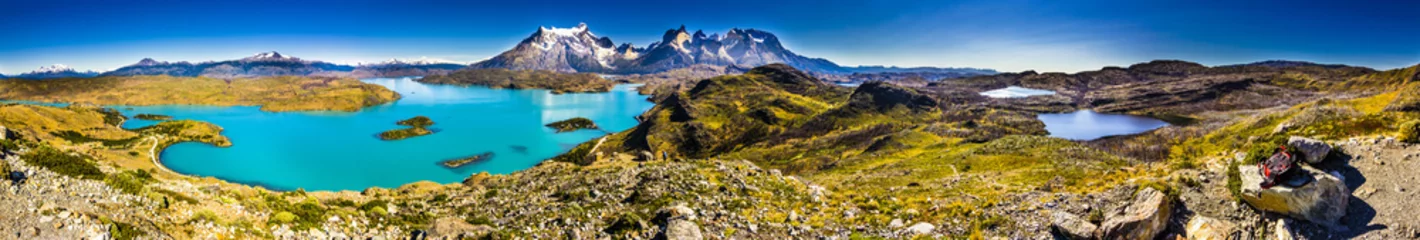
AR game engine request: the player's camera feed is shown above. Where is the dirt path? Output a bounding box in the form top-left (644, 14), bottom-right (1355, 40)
top-left (1327, 137), bottom-right (1420, 239)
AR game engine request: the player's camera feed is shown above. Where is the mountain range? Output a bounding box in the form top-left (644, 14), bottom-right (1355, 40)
top-left (1, 24), bottom-right (998, 79)
top-left (9, 64), bottom-right (100, 79)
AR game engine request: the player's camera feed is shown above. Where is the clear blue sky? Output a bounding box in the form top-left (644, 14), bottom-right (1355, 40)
top-left (2, 0), bottom-right (1418, 74)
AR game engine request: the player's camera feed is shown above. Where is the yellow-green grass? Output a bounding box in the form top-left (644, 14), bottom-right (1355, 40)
top-left (0, 75), bottom-right (400, 112)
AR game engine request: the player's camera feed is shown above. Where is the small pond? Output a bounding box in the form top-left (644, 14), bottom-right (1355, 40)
top-left (1037, 110), bottom-right (1170, 140)
top-left (980, 86), bottom-right (1056, 98)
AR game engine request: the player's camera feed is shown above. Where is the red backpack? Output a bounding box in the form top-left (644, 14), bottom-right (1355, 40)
top-left (1258, 145), bottom-right (1296, 189)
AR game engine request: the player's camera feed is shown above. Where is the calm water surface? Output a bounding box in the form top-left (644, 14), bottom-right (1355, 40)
top-left (1037, 110), bottom-right (1169, 140)
top-left (118, 77), bottom-right (654, 191)
top-left (980, 86), bottom-right (1056, 98)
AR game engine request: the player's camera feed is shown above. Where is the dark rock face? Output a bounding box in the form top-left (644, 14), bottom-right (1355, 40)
top-left (849, 81), bottom-right (937, 112)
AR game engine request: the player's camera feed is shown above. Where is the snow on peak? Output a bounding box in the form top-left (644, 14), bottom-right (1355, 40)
top-left (539, 23), bottom-right (590, 37)
top-left (33, 64), bottom-right (74, 73)
top-left (245, 51), bottom-right (293, 60)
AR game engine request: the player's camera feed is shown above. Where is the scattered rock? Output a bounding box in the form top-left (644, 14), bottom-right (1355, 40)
top-left (1239, 165), bottom-right (1348, 228)
top-left (1099, 187), bottom-right (1172, 240)
top-left (888, 218), bottom-right (905, 228)
top-left (428, 216), bottom-right (492, 239)
top-left (1184, 215), bottom-right (1237, 240)
top-left (1050, 211), bottom-right (1097, 240)
top-left (1287, 136), bottom-right (1332, 164)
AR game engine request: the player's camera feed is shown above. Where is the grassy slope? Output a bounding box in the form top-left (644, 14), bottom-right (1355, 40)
top-left (0, 75), bottom-right (400, 112)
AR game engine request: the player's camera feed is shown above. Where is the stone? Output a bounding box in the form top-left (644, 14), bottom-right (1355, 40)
top-left (1239, 165), bottom-right (1348, 228)
top-left (1050, 211), bottom-right (1097, 240)
top-left (637, 151), bottom-right (655, 161)
top-left (902, 222), bottom-right (934, 235)
top-left (1184, 216), bottom-right (1236, 240)
top-left (1274, 219), bottom-right (1296, 240)
top-left (428, 216), bottom-right (491, 239)
top-left (655, 204), bottom-right (703, 240)
top-left (1099, 187), bottom-right (1172, 240)
top-left (0, 125), bottom-right (7, 140)
top-left (1287, 136), bottom-right (1332, 164)
top-left (888, 218), bottom-right (905, 228)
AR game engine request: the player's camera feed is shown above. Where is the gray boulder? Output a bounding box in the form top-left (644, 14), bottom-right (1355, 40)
top-left (1239, 165), bottom-right (1348, 228)
top-left (655, 204), bottom-right (703, 240)
top-left (1100, 187), bottom-right (1172, 240)
top-left (1051, 211), bottom-right (1098, 239)
top-left (1287, 136), bottom-right (1332, 164)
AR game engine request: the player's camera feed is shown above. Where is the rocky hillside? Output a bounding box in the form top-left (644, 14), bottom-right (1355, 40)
top-left (417, 68), bottom-right (615, 94)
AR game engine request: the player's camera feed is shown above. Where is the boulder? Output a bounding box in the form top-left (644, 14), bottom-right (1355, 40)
top-left (655, 204), bottom-right (703, 240)
top-left (1184, 216), bottom-right (1237, 240)
top-left (902, 222), bottom-right (935, 235)
top-left (1274, 218), bottom-right (1296, 240)
top-left (1051, 211), bottom-right (1098, 239)
top-left (1287, 136), bottom-right (1332, 164)
top-left (1099, 187), bottom-right (1172, 240)
top-left (1239, 165), bottom-right (1348, 228)
top-left (0, 125), bottom-right (8, 140)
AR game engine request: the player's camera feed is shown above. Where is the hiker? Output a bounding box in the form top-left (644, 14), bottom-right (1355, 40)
top-left (1258, 145), bottom-right (1311, 188)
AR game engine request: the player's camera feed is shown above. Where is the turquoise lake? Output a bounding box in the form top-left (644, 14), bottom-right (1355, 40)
top-left (115, 77), bottom-right (655, 191)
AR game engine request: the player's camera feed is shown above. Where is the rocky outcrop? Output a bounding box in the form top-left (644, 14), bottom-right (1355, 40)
top-left (1287, 136), bottom-right (1332, 164)
top-left (1239, 165), bottom-right (1348, 227)
top-left (1184, 215), bottom-right (1237, 240)
top-left (1051, 211), bottom-right (1097, 239)
top-left (1099, 187), bottom-right (1172, 240)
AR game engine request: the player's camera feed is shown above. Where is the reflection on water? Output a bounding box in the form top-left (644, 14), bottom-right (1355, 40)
top-left (1037, 110), bottom-right (1170, 140)
top-left (980, 86), bottom-right (1056, 98)
top-left (113, 77), bottom-right (654, 191)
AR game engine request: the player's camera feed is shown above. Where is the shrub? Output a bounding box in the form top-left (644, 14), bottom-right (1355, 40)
top-left (21, 146), bottom-right (103, 180)
top-left (1399, 120), bottom-right (1420, 143)
top-left (271, 211), bottom-right (297, 223)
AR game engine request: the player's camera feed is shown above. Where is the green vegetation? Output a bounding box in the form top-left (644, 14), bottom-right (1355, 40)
top-left (378, 127), bottom-right (432, 140)
top-left (0, 75), bottom-right (400, 112)
top-left (418, 68), bottom-right (615, 94)
top-left (1400, 120), bottom-right (1420, 143)
top-left (380, 116), bottom-right (436, 140)
top-left (396, 116), bottom-right (434, 128)
top-left (21, 144), bottom-right (103, 180)
top-left (105, 169), bottom-right (155, 195)
top-left (440, 152), bottom-right (493, 168)
top-left (132, 114), bottom-right (173, 120)
top-left (52, 130), bottom-right (141, 147)
top-left (545, 117), bottom-right (599, 133)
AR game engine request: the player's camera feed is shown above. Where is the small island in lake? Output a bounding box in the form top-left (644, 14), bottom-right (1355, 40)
top-left (545, 117), bottom-right (599, 133)
top-left (440, 152), bottom-right (494, 168)
top-left (378, 116), bottom-right (436, 141)
top-left (133, 113), bottom-right (173, 120)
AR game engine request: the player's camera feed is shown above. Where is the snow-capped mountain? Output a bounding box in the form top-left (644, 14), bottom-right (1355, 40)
top-left (103, 52), bottom-right (353, 79)
top-left (470, 24), bottom-right (848, 74)
top-left (470, 23), bottom-right (625, 73)
top-left (13, 64), bottom-right (100, 79)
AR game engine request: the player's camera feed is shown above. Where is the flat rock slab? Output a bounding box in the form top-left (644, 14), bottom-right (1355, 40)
top-left (1239, 165), bottom-right (1348, 228)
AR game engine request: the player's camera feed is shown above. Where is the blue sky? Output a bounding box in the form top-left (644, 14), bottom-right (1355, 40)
top-left (1, 0), bottom-right (1417, 74)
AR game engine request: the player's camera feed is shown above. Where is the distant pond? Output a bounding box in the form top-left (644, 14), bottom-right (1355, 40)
top-left (108, 77), bottom-right (654, 191)
top-left (1037, 110), bottom-right (1170, 140)
top-left (980, 86), bottom-right (1056, 98)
